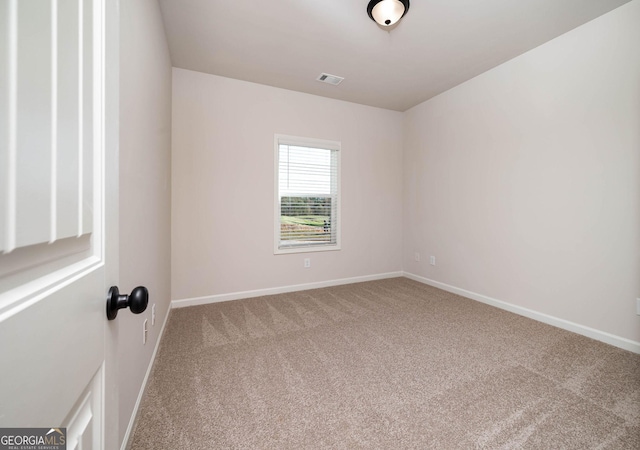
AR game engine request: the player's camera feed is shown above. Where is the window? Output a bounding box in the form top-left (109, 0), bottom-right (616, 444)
top-left (274, 135), bottom-right (340, 254)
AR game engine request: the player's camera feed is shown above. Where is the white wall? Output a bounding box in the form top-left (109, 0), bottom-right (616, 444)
top-left (403, 0), bottom-right (640, 344)
top-left (118, 0), bottom-right (172, 447)
top-left (172, 69), bottom-right (403, 301)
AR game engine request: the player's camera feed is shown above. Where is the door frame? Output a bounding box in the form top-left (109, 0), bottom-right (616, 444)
top-left (103, 0), bottom-right (120, 448)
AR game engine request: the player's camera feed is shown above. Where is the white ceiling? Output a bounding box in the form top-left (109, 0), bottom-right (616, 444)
top-left (158, 0), bottom-right (631, 112)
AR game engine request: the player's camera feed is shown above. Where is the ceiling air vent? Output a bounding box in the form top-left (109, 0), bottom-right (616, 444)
top-left (316, 73), bottom-right (344, 86)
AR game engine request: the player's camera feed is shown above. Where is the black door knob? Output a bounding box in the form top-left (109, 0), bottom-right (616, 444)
top-left (106, 286), bottom-right (149, 320)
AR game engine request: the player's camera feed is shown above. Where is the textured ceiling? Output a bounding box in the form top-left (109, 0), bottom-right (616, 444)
top-left (158, 0), bottom-right (631, 111)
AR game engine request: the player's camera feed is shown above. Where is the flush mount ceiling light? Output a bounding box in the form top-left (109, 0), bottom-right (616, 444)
top-left (367, 0), bottom-right (410, 27)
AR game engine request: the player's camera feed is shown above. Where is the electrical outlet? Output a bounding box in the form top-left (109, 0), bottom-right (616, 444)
top-left (636, 298), bottom-right (640, 316)
top-left (414, 252), bottom-right (420, 262)
top-left (143, 319), bottom-right (148, 344)
top-left (430, 256), bottom-right (436, 266)
top-left (152, 304), bottom-right (156, 326)
top-left (304, 258), bottom-right (311, 268)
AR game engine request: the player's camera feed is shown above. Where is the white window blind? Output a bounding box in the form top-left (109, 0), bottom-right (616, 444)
top-left (274, 135), bottom-right (340, 253)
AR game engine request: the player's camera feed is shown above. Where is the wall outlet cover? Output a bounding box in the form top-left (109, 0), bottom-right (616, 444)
top-left (143, 319), bottom-right (148, 345)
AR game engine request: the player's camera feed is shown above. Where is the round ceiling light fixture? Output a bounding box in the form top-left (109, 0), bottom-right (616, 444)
top-left (367, 0), bottom-right (410, 27)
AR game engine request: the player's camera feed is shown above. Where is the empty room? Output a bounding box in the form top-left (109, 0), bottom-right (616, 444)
top-left (0, 0), bottom-right (638, 449)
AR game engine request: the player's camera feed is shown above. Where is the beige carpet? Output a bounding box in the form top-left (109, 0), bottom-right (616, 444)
top-left (129, 278), bottom-right (640, 449)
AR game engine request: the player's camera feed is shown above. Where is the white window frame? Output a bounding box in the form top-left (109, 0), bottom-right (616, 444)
top-left (274, 134), bottom-right (341, 255)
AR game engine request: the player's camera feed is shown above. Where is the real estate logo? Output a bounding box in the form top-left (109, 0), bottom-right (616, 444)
top-left (0, 428), bottom-right (66, 450)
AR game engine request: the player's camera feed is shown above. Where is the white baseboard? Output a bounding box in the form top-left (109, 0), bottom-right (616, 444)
top-left (403, 272), bottom-right (640, 354)
top-left (121, 305), bottom-right (172, 450)
top-left (172, 271), bottom-right (404, 309)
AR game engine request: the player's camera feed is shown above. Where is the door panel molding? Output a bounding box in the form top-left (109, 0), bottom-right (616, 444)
top-left (1, 0), bottom-right (105, 318)
top-left (2, 0), bottom-right (96, 253)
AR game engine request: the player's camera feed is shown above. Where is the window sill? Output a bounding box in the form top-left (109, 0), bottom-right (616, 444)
top-left (274, 244), bottom-right (341, 255)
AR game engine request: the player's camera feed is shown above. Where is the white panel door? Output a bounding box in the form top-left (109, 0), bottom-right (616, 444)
top-left (0, 0), bottom-right (115, 448)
